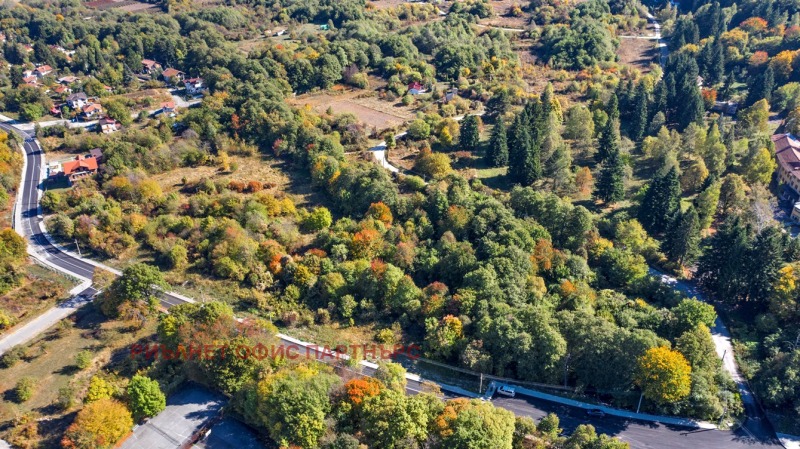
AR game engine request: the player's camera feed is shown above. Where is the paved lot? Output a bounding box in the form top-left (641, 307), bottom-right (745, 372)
top-left (192, 417), bottom-right (267, 449)
top-left (119, 385), bottom-right (226, 449)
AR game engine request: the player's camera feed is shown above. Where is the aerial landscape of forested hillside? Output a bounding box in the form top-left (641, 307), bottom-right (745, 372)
top-left (0, 0), bottom-right (798, 447)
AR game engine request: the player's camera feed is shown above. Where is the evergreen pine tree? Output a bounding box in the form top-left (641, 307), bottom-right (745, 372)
top-left (696, 217), bottom-right (751, 302)
top-left (607, 94), bottom-right (620, 122)
top-left (638, 167), bottom-right (682, 234)
top-left (650, 79), bottom-right (667, 123)
top-left (595, 150), bottom-right (625, 203)
top-left (459, 115), bottom-right (480, 152)
top-left (747, 65), bottom-right (775, 106)
top-left (664, 206), bottom-right (701, 265)
top-left (747, 227), bottom-right (785, 304)
top-left (678, 80), bottom-right (704, 130)
top-left (596, 118), bottom-right (620, 163)
top-left (486, 118), bottom-right (509, 167)
top-left (630, 83), bottom-right (649, 142)
top-left (508, 114), bottom-right (533, 183)
top-left (665, 74), bottom-right (677, 119)
top-left (523, 134), bottom-right (543, 185)
top-left (709, 39), bottom-right (725, 85)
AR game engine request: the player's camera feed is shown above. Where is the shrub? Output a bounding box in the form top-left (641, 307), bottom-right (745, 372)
top-left (375, 328), bottom-right (395, 344)
top-left (75, 350), bottom-right (92, 370)
top-left (58, 386), bottom-right (76, 410)
top-left (1, 346), bottom-right (23, 368)
top-left (0, 308), bottom-right (12, 329)
top-left (85, 375), bottom-right (116, 403)
top-left (15, 377), bottom-right (35, 402)
top-left (247, 180), bottom-right (263, 192)
top-left (301, 207), bottom-right (333, 232)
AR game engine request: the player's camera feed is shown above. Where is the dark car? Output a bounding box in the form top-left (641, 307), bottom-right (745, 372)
top-left (586, 409), bottom-right (606, 418)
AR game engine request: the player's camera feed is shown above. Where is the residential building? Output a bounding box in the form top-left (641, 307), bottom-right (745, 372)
top-left (773, 133), bottom-right (800, 195)
top-left (58, 76), bottom-right (79, 85)
top-left (141, 58), bottom-right (162, 74)
top-left (61, 155), bottom-right (99, 184)
top-left (99, 117), bottom-right (120, 134)
top-left (89, 148), bottom-right (104, 161)
top-left (81, 102), bottom-right (103, 119)
top-left (22, 76), bottom-right (38, 86)
top-left (184, 77), bottom-right (205, 95)
top-left (161, 101), bottom-right (176, 113)
top-left (66, 92), bottom-right (88, 109)
top-left (53, 85), bottom-right (71, 96)
top-left (34, 65), bottom-right (53, 78)
top-left (408, 81), bottom-right (426, 95)
top-left (162, 68), bottom-right (184, 81)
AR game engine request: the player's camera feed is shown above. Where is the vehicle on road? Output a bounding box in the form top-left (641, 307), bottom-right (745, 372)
top-left (497, 385), bottom-right (516, 397)
top-left (586, 408), bottom-right (606, 418)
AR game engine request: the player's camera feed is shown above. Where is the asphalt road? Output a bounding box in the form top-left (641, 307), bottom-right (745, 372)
top-left (0, 122), bottom-right (97, 280)
top-left (0, 119), bottom-right (787, 448)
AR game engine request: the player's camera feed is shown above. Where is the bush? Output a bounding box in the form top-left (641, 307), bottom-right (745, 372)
top-left (408, 119), bottom-right (431, 140)
top-left (127, 375), bottom-right (166, 420)
top-left (15, 377), bottom-right (35, 402)
top-left (75, 350), bottom-right (93, 370)
top-left (1, 347), bottom-right (23, 368)
top-left (375, 328), bottom-right (395, 344)
top-left (301, 207), bottom-right (333, 232)
top-left (402, 175), bottom-right (427, 192)
top-left (58, 386), bottom-right (76, 410)
top-left (0, 308), bottom-right (12, 329)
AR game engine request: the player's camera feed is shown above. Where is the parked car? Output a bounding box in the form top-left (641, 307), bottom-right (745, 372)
top-left (497, 385), bottom-right (516, 398)
top-left (586, 408), bottom-right (606, 418)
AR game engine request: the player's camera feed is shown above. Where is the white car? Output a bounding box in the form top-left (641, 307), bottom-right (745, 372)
top-left (497, 385), bottom-right (516, 398)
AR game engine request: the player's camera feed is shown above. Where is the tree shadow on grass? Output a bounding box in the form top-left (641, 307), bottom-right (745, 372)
top-left (54, 364), bottom-right (79, 376)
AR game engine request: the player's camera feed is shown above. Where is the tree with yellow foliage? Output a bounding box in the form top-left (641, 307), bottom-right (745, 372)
top-left (636, 347), bottom-right (692, 404)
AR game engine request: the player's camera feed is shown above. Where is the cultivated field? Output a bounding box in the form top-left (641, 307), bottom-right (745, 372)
top-left (85, 0), bottom-right (159, 12)
top-left (290, 84), bottom-right (415, 134)
top-left (617, 37), bottom-right (659, 72)
top-left (478, 0), bottom-right (529, 29)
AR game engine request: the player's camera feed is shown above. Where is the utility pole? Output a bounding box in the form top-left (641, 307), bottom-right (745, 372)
top-left (74, 238), bottom-right (81, 257)
top-left (721, 349), bottom-right (727, 363)
top-left (479, 373), bottom-right (483, 394)
top-left (636, 391), bottom-right (644, 414)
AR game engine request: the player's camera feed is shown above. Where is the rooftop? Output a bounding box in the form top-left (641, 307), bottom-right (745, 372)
top-left (62, 156), bottom-right (98, 175)
top-left (773, 133), bottom-right (800, 182)
top-left (162, 68), bottom-right (183, 78)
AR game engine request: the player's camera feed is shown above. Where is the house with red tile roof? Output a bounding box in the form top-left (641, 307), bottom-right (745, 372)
top-left (61, 155), bottom-right (99, 184)
top-left (184, 77), bottom-right (205, 95)
top-left (162, 68), bottom-right (184, 81)
top-left (81, 102), bottom-right (103, 119)
top-left (141, 59), bottom-right (162, 74)
top-left (34, 65), bottom-right (53, 78)
top-left (408, 81), bottom-right (426, 95)
top-left (771, 133), bottom-right (800, 221)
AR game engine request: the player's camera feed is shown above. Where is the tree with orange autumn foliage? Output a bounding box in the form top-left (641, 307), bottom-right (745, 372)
top-left (350, 228), bottom-right (382, 259)
top-left (366, 202), bottom-right (393, 225)
top-left (61, 398), bottom-right (133, 449)
top-left (432, 398), bottom-right (515, 449)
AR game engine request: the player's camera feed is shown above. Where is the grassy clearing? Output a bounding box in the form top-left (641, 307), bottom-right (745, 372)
top-left (0, 265), bottom-right (76, 336)
top-left (0, 304), bottom-right (157, 448)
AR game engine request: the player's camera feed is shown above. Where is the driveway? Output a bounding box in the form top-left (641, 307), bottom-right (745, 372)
top-left (119, 385), bottom-right (226, 449)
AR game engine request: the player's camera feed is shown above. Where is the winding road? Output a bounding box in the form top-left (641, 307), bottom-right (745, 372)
top-left (0, 41), bottom-right (789, 447)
